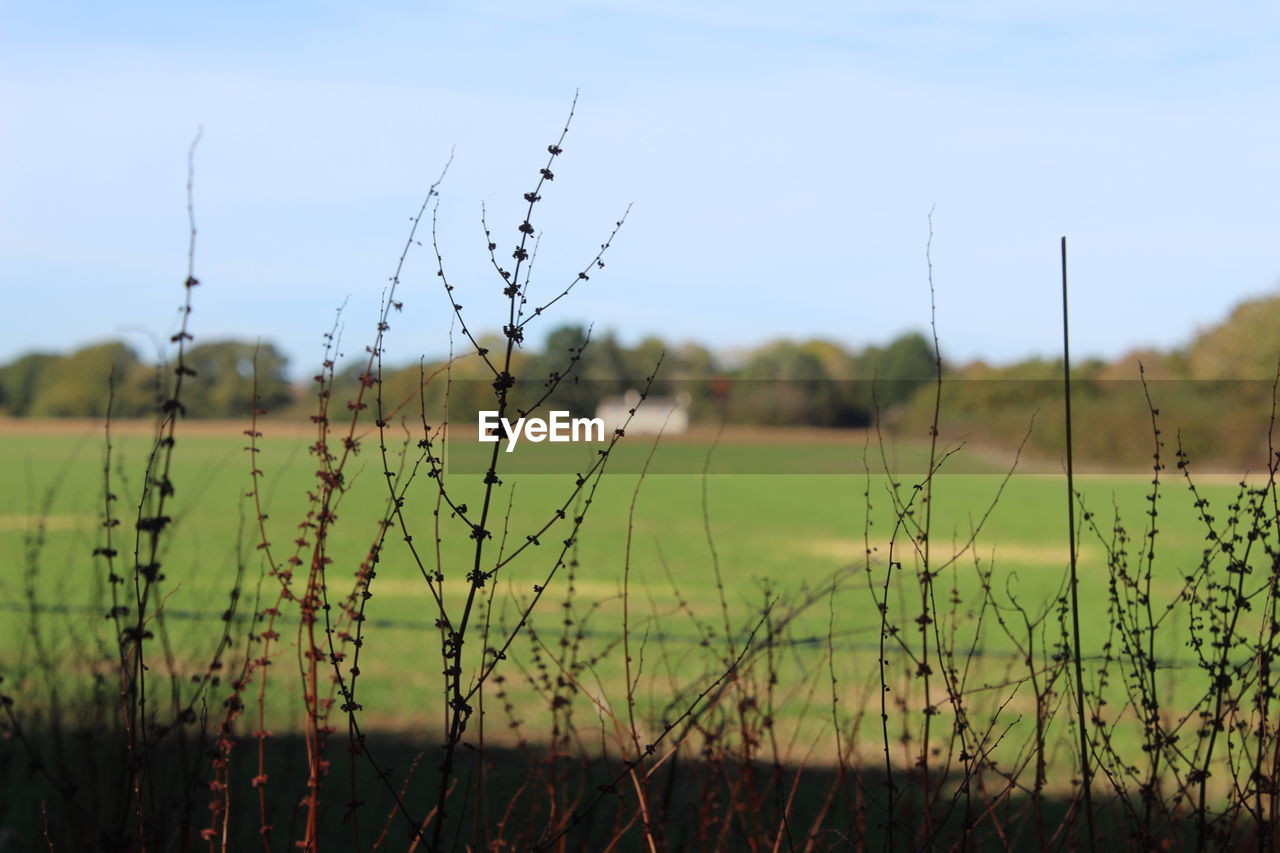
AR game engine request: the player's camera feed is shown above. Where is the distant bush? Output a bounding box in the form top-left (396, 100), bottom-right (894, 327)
top-left (0, 338), bottom-right (292, 418)
top-left (4, 341), bottom-right (154, 417)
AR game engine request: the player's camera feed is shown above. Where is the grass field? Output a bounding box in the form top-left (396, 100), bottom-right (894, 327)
top-left (6, 414), bottom-right (1280, 849)
top-left (0, 418), bottom-right (1250, 745)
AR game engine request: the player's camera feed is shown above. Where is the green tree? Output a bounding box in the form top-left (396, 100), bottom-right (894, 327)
top-left (732, 340), bottom-right (840, 426)
top-left (182, 340), bottom-right (292, 418)
top-left (820, 331), bottom-right (938, 424)
top-left (1187, 293), bottom-right (1280, 379)
top-left (0, 352), bottom-right (57, 415)
top-left (24, 342), bottom-right (151, 417)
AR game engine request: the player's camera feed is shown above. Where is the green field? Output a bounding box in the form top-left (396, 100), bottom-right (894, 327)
top-left (0, 419), bottom-right (1264, 769)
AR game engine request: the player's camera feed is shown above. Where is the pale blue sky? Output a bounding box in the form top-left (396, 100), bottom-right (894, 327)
top-left (2, 1), bottom-right (1277, 374)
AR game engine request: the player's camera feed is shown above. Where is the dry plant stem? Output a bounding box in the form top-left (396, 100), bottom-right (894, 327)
top-left (471, 483), bottom-right (520, 848)
top-left (699, 421), bottom-right (761, 841)
top-left (534, 610), bottom-right (774, 852)
top-left (916, 206), bottom-right (943, 843)
top-left (426, 96), bottom-right (637, 850)
top-left (361, 355), bottom-right (457, 766)
top-left (99, 377), bottom-right (126, 692)
top-left (1188, 460), bottom-right (1266, 849)
top-left (428, 121), bottom-right (579, 790)
top-left (203, 339), bottom-right (324, 849)
top-left (214, 288), bottom-right (385, 847)
top-left (869, 387), bottom-right (961, 849)
top-left (1060, 236), bottom-right (1096, 850)
top-left (373, 750), bottom-right (426, 852)
top-left (309, 159), bottom-right (455, 848)
top-left (119, 128), bottom-right (202, 849)
top-left (293, 299), bottom-right (414, 850)
top-left (621, 414), bottom-right (678, 853)
top-left (870, 389), bottom-right (900, 852)
top-left (825, 552), bottom-right (847, 843)
top-left (1259, 361), bottom-right (1280, 850)
top-left (462, 366), bottom-right (661, 703)
top-left (995, 572), bottom-right (1057, 847)
top-left (924, 425), bottom-right (1037, 847)
top-left (1138, 365), bottom-right (1167, 838)
top-left (701, 421), bottom-right (735, 666)
top-left (97, 378), bottom-right (138, 841)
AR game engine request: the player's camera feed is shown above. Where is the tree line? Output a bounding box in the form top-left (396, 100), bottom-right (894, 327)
top-left (893, 293), bottom-right (1280, 467)
top-left (0, 328), bottom-right (936, 425)
top-left (3, 294), bottom-right (1278, 461)
top-left (0, 340), bottom-right (292, 418)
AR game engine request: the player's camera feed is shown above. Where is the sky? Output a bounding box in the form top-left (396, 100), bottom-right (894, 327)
top-left (2, 1), bottom-right (1278, 376)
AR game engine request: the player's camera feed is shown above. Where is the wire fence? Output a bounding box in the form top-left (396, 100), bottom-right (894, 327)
top-left (0, 599), bottom-right (1222, 671)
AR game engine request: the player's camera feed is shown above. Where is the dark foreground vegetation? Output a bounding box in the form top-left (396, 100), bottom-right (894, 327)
top-left (3, 112), bottom-right (1280, 852)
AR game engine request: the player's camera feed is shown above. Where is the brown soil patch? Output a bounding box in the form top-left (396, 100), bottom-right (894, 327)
top-left (802, 537), bottom-right (1101, 568)
top-left (0, 513), bottom-right (97, 531)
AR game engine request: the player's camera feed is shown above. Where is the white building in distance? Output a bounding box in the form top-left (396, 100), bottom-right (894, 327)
top-left (595, 389), bottom-right (690, 435)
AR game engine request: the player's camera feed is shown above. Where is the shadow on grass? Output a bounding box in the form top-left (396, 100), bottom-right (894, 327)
top-left (2, 725), bottom-right (1233, 851)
